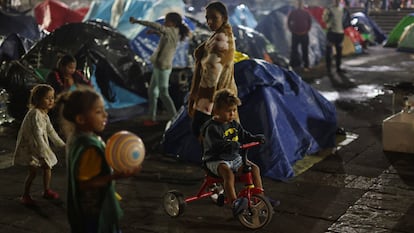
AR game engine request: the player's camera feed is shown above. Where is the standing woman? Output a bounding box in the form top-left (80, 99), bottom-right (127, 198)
top-left (188, 1), bottom-right (238, 139)
top-left (130, 12), bottom-right (191, 126)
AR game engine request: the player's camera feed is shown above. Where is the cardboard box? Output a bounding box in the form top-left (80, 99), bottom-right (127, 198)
top-left (382, 111), bottom-right (414, 153)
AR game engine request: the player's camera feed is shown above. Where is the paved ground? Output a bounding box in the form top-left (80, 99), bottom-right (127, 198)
top-left (1, 45), bottom-right (414, 233)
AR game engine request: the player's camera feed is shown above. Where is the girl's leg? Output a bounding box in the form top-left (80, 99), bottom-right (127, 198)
top-left (23, 166), bottom-right (37, 196)
top-left (43, 167), bottom-right (51, 191)
top-left (43, 166), bottom-right (59, 199)
top-left (148, 69), bottom-right (160, 121)
top-left (158, 68), bottom-right (177, 118)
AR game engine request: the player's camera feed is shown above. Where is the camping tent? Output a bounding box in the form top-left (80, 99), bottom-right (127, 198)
top-left (0, 33), bottom-right (31, 62)
top-left (384, 13), bottom-right (414, 47)
top-left (307, 6), bottom-right (327, 29)
top-left (0, 21), bottom-right (147, 120)
top-left (0, 8), bottom-right (40, 41)
top-left (228, 4), bottom-right (258, 29)
top-left (255, 5), bottom-right (326, 67)
top-left (397, 23), bottom-right (414, 52)
top-left (351, 12), bottom-right (387, 45)
top-left (162, 59), bottom-right (337, 181)
top-left (305, 6), bottom-right (365, 56)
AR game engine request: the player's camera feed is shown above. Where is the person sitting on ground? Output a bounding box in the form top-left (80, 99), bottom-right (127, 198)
top-left (201, 89), bottom-right (265, 217)
top-left (47, 54), bottom-right (91, 95)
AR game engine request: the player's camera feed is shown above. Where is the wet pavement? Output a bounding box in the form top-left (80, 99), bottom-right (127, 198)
top-left (1, 45), bottom-right (414, 233)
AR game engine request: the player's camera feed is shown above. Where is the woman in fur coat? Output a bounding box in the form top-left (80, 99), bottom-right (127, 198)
top-left (188, 1), bottom-right (238, 139)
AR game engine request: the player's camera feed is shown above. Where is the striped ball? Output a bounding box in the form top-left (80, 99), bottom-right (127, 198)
top-left (105, 131), bottom-right (145, 172)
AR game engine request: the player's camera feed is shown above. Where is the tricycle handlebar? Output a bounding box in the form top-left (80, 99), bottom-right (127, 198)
top-left (240, 141), bottom-right (260, 149)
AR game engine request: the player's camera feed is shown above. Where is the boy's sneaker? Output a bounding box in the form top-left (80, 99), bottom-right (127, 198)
top-left (43, 189), bottom-right (59, 199)
top-left (232, 197), bottom-right (248, 217)
top-left (20, 195), bottom-right (36, 206)
top-left (268, 197), bottom-right (281, 208)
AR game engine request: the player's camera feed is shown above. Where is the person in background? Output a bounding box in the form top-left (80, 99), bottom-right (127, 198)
top-left (201, 89), bottom-right (266, 217)
top-left (287, 0), bottom-right (313, 72)
top-left (13, 84), bottom-right (65, 205)
top-left (61, 86), bottom-right (140, 233)
top-left (130, 12), bottom-right (190, 126)
top-left (323, 0), bottom-right (346, 75)
top-left (188, 1), bottom-right (238, 140)
top-left (47, 54), bottom-right (91, 95)
top-left (322, 0), bottom-right (345, 75)
top-left (47, 54), bottom-right (91, 137)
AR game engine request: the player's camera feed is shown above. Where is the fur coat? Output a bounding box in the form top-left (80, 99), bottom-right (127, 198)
top-left (188, 22), bottom-right (237, 117)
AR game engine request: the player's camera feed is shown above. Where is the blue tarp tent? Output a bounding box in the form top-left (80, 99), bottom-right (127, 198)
top-left (0, 9), bottom-right (41, 63)
top-left (162, 59), bottom-right (337, 181)
top-left (255, 5), bottom-right (326, 68)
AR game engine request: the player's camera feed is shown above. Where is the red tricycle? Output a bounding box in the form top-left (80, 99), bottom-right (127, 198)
top-left (162, 141), bottom-right (274, 229)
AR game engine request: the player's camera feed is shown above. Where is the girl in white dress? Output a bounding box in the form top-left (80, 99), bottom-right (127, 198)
top-left (13, 84), bottom-right (65, 205)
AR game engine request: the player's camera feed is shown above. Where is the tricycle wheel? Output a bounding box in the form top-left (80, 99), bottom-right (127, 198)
top-left (163, 190), bottom-right (186, 217)
top-left (237, 194), bottom-right (273, 229)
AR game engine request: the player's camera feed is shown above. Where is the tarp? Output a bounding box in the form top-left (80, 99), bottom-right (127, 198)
top-left (384, 13), bottom-right (414, 47)
top-left (83, 0), bottom-right (185, 39)
top-left (0, 9), bottom-right (40, 40)
top-left (255, 5), bottom-right (326, 67)
top-left (231, 25), bottom-right (289, 67)
top-left (162, 59), bottom-right (337, 181)
top-left (0, 33), bottom-right (30, 62)
top-left (397, 23), bottom-right (414, 52)
top-left (34, 0), bottom-right (87, 32)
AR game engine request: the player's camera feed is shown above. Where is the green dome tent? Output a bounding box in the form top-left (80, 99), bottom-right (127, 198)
top-left (398, 23), bottom-right (414, 52)
top-left (384, 13), bottom-right (414, 47)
